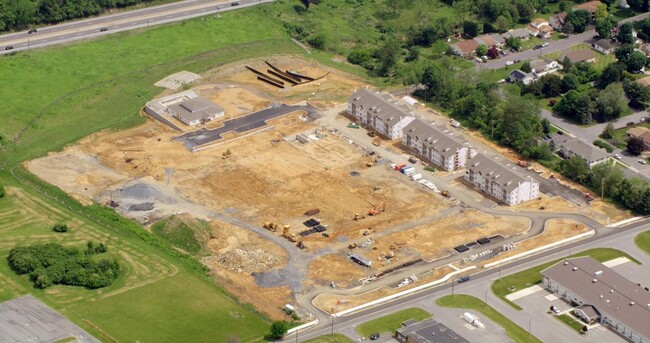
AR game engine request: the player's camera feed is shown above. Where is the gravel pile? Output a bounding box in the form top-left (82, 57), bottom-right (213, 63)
top-left (205, 246), bottom-right (280, 274)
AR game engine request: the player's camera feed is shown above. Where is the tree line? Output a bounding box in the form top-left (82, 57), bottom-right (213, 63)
top-left (0, 0), bottom-right (152, 31)
top-left (8, 242), bottom-right (120, 289)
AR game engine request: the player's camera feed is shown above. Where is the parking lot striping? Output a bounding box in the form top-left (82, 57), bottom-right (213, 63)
top-left (602, 257), bottom-right (631, 268)
top-left (505, 284), bottom-right (544, 301)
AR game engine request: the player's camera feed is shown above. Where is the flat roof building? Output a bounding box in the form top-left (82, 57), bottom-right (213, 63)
top-left (395, 318), bottom-right (470, 343)
top-left (541, 257), bottom-right (650, 343)
top-left (167, 97), bottom-right (224, 126)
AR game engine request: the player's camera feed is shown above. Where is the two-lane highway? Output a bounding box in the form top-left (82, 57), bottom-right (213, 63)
top-left (0, 0), bottom-right (272, 54)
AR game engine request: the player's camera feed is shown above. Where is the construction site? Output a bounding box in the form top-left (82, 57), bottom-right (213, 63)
top-left (24, 56), bottom-right (633, 320)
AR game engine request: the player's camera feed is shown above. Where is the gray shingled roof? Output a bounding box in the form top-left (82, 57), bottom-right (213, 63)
top-left (466, 154), bottom-right (533, 192)
top-left (542, 257), bottom-right (650, 341)
top-left (594, 39), bottom-right (615, 50)
top-left (560, 139), bottom-right (609, 163)
top-left (403, 119), bottom-right (469, 158)
top-left (349, 89), bottom-right (412, 125)
top-left (396, 319), bottom-right (470, 343)
top-left (168, 97), bottom-right (223, 124)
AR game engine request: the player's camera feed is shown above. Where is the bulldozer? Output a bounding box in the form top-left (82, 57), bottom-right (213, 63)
top-left (263, 222), bottom-right (279, 232)
top-left (366, 154), bottom-right (381, 167)
top-left (368, 201), bottom-right (385, 216)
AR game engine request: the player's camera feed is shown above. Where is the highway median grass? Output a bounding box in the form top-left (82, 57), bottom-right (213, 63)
top-left (355, 308), bottom-right (431, 337)
top-left (436, 294), bottom-right (542, 343)
top-left (491, 248), bottom-right (641, 310)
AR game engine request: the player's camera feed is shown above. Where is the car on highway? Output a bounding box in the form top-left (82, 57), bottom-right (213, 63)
top-left (231, 1), bottom-right (240, 5)
top-left (614, 154), bottom-right (622, 160)
top-left (100, 27), bottom-right (108, 32)
top-left (4, 46), bottom-right (13, 50)
top-left (28, 29), bottom-right (37, 34)
top-left (457, 275), bottom-right (470, 283)
top-left (640, 159), bottom-right (648, 165)
top-left (506, 61), bottom-right (514, 66)
top-left (370, 333), bottom-right (380, 340)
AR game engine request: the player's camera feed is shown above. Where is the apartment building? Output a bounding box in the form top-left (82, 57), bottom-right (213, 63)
top-left (465, 154), bottom-right (539, 205)
top-left (348, 89), bottom-right (415, 139)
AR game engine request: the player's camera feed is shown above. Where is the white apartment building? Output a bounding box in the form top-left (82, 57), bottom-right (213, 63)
top-left (348, 89), bottom-right (415, 139)
top-left (402, 119), bottom-right (477, 171)
top-left (464, 154), bottom-right (539, 205)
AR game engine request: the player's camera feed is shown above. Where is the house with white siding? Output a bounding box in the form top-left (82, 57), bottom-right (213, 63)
top-left (348, 89), bottom-right (415, 139)
top-left (542, 257), bottom-right (650, 343)
top-left (402, 119), bottom-right (477, 171)
top-left (464, 154), bottom-right (539, 205)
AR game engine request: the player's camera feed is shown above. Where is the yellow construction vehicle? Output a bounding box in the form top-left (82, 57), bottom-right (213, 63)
top-left (354, 213), bottom-right (365, 221)
top-left (263, 222), bottom-right (279, 232)
top-left (366, 155), bottom-right (379, 167)
top-left (282, 225), bottom-right (297, 242)
top-left (441, 190), bottom-right (450, 198)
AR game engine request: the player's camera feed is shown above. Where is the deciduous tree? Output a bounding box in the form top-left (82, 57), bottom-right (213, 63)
top-left (627, 136), bottom-right (646, 155)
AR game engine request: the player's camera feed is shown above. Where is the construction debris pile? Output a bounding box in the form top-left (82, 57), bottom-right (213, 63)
top-left (205, 246), bottom-right (281, 274)
top-left (246, 61), bottom-right (329, 89)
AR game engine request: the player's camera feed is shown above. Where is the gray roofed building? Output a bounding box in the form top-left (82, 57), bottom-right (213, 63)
top-left (465, 154), bottom-right (539, 205)
top-left (402, 119), bottom-right (477, 171)
top-left (561, 49), bottom-right (596, 64)
top-left (395, 318), bottom-right (470, 343)
top-left (348, 89), bottom-right (415, 139)
top-left (558, 138), bottom-right (609, 169)
top-left (574, 305), bottom-right (601, 324)
top-left (502, 28), bottom-right (530, 41)
top-left (508, 69), bottom-right (534, 85)
top-left (167, 97), bottom-right (224, 126)
top-left (541, 257), bottom-right (650, 343)
top-left (593, 39), bottom-right (616, 55)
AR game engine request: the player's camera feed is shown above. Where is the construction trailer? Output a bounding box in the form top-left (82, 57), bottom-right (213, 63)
top-left (350, 254), bottom-right (373, 268)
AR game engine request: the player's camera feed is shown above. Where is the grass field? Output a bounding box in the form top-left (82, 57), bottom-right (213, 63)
top-left (436, 295), bottom-right (542, 343)
top-left (304, 334), bottom-right (354, 343)
top-left (636, 231), bottom-right (650, 255)
top-left (0, 170), bottom-right (270, 342)
top-left (555, 314), bottom-right (584, 333)
top-left (355, 308), bottom-right (431, 337)
top-left (491, 248), bottom-right (641, 310)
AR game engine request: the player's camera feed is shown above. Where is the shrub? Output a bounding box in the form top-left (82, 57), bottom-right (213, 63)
top-left (0, 184), bottom-right (4, 199)
top-left (52, 223), bottom-right (68, 233)
top-left (269, 321), bottom-right (289, 339)
top-left (593, 139), bottom-right (614, 153)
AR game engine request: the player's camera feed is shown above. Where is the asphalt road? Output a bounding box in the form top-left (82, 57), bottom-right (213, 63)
top-left (176, 103), bottom-right (318, 149)
top-left (292, 218), bottom-right (650, 342)
top-left (478, 12), bottom-right (650, 71)
top-left (0, 0), bottom-right (272, 54)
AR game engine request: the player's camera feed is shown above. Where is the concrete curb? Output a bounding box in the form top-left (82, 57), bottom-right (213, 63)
top-left (607, 216), bottom-right (646, 228)
top-left (332, 266), bottom-right (476, 317)
top-left (287, 319), bottom-right (319, 335)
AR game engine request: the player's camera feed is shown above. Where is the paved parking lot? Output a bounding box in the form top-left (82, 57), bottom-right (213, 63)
top-left (428, 304), bottom-right (512, 343)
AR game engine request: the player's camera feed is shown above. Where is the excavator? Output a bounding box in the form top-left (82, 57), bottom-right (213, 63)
top-left (368, 201), bottom-right (385, 216)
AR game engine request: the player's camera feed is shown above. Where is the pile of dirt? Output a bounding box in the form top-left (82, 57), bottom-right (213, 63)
top-left (151, 214), bottom-right (212, 255)
top-left (205, 246), bottom-right (281, 274)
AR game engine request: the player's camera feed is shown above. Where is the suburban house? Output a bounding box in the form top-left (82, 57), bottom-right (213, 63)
top-left (396, 318), bottom-right (470, 343)
top-left (627, 126), bottom-right (650, 150)
top-left (502, 28), bottom-right (530, 41)
top-left (527, 18), bottom-right (554, 38)
top-left (561, 49), bottom-right (596, 64)
top-left (556, 138), bottom-right (610, 169)
top-left (593, 39), bottom-right (616, 55)
top-left (348, 89), bottom-right (415, 139)
top-left (508, 69), bottom-right (534, 85)
top-left (450, 39), bottom-right (479, 58)
top-left (639, 44), bottom-right (650, 57)
top-left (464, 154), bottom-right (540, 206)
top-left (572, 0), bottom-right (602, 19)
top-left (541, 257), bottom-right (650, 343)
top-left (473, 33), bottom-right (505, 48)
top-left (402, 119), bottom-right (478, 171)
top-left (550, 12), bottom-right (567, 31)
top-left (530, 58), bottom-right (562, 77)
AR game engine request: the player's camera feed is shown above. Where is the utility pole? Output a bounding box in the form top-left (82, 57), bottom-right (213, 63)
top-left (452, 279), bottom-right (455, 295)
top-left (331, 315), bottom-right (334, 335)
top-left (485, 289), bottom-right (488, 305)
top-left (295, 328), bottom-right (299, 343)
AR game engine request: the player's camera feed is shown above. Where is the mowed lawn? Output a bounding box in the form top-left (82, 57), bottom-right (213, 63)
top-left (355, 308), bottom-right (431, 337)
top-left (0, 180), bottom-right (269, 342)
top-left (491, 248), bottom-right (641, 310)
top-left (636, 230), bottom-right (650, 254)
top-left (0, 6), bottom-right (295, 164)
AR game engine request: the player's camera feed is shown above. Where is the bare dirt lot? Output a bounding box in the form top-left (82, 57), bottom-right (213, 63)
top-left (485, 218), bottom-right (591, 264)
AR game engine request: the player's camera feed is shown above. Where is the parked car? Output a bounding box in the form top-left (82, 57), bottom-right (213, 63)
top-left (550, 306), bottom-right (561, 314)
top-left (475, 57), bottom-right (483, 63)
top-left (640, 159), bottom-right (648, 165)
top-left (457, 275), bottom-right (470, 283)
top-left (541, 42), bottom-right (549, 47)
top-left (370, 333), bottom-right (380, 340)
top-left (28, 29), bottom-right (37, 34)
top-left (500, 50), bottom-right (508, 56)
top-left (533, 45), bottom-right (542, 50)
top-left (627, 121), bottom-right (635, 126)
top-left (4, 46), bottom-right (13, 50)
top-left (100, 27), bottom-right (108, 32)
top-left (231, 1), bottom-right (239, 5)
top-left (506, 61), bottom-right (514, 66)
top-left (614, 154), bottom-right (622, 160)
top-left (513, 59), bottom-right (521, 63)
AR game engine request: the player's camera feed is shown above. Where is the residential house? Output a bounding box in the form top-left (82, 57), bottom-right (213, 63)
top-left (529, 58), bottom-right (562, 77)
top-left (402, 119), bottom-right (478, 171)
top-left (572, 0), bottom-right (602, 19)
top-left (557, 138), bottom-right (610, 169)
top-left (627, 126), bottom-right (650, 151)
top-left (550, 12), bottom-right (567, 31)
top-left (348, 89), bottom-right (415, 139)
top-left (639, 44), bottom-right (650, 57)
top-left (474, 33), bottom-right (505, 48)
top-left (541, 257), bottom-right (650, 343)
top-left (502, 28), bottom-right (530, 41)
top-left (527, 18), bottom-right (554, 39)
top-left (508, 69), bottom-right (534, 85)
top-left (592, 39), bottom-right (616, 55)
top-left (449, 39), bottom-right (479, 58)
top-left (464, 154), bottom-right (540, 206)
top-left (396, 318), bottom-right (470, 343)
top-left (561, 49), bottom-right (596, 64)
